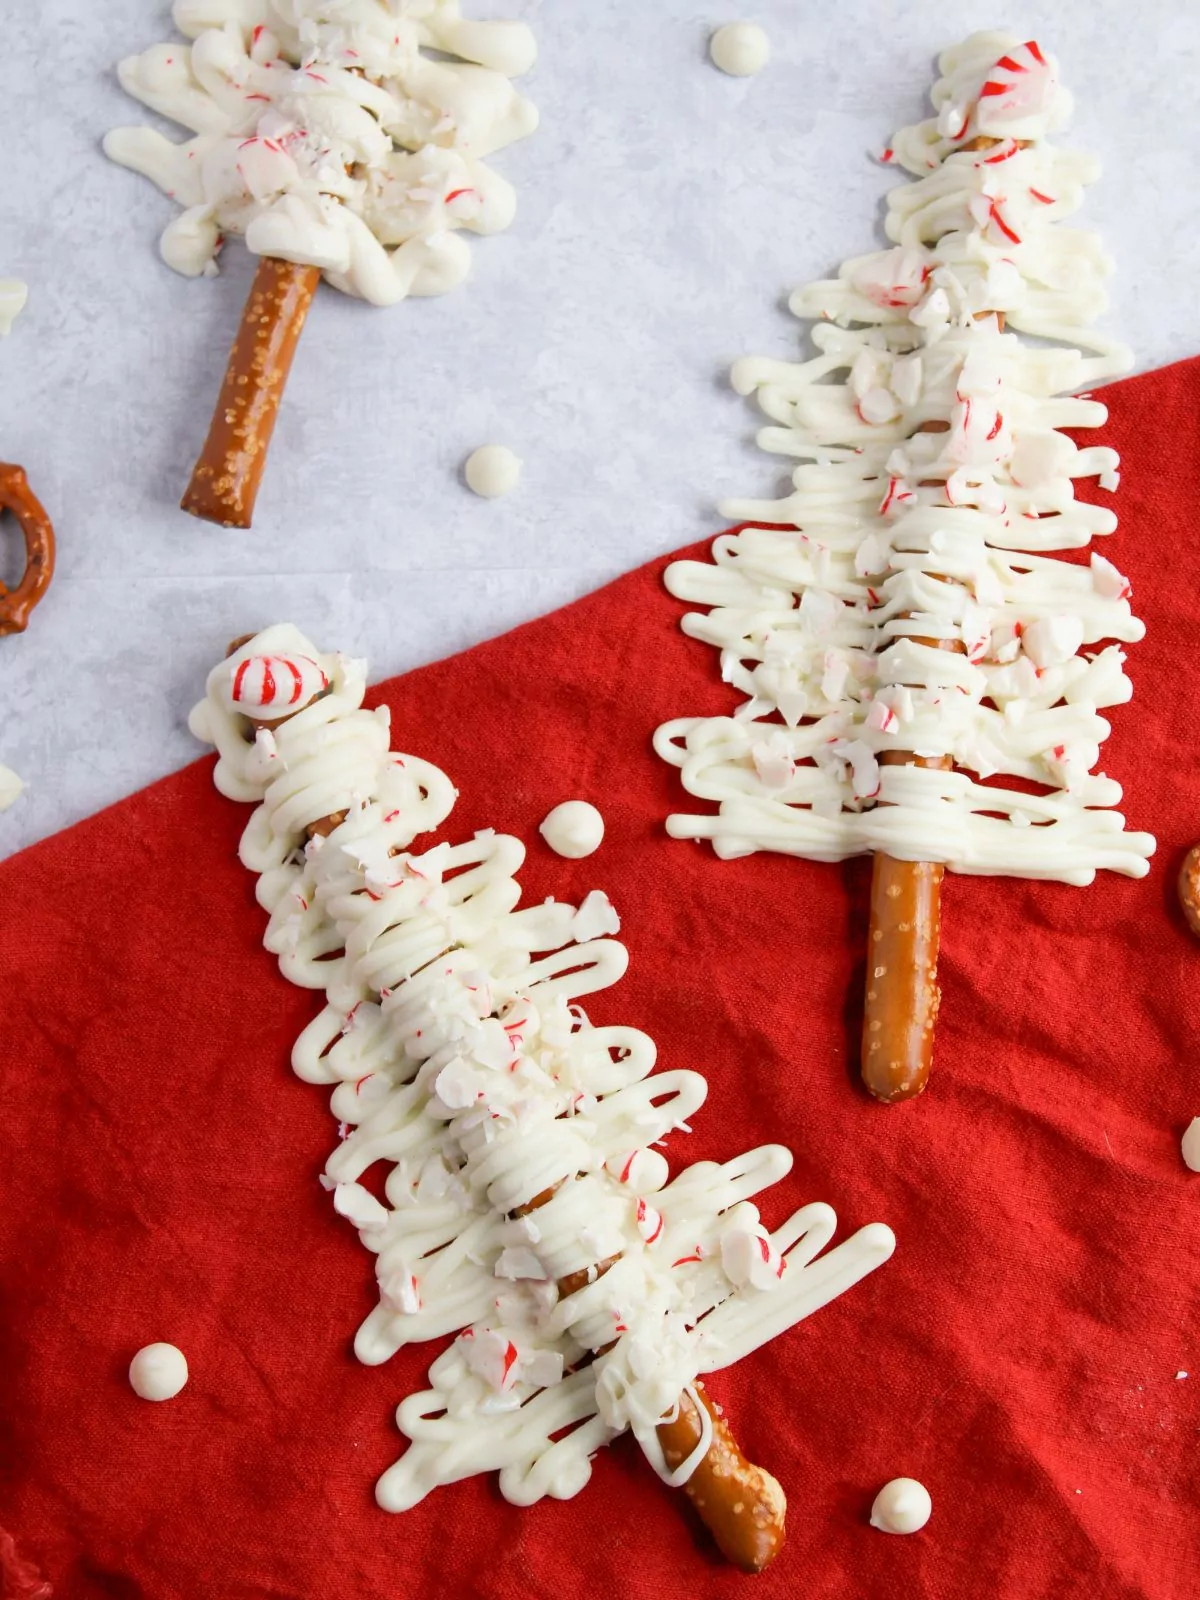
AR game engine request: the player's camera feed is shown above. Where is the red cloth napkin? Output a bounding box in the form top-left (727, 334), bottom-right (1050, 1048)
top-left (3, 358), bottom-right (1199, 1600)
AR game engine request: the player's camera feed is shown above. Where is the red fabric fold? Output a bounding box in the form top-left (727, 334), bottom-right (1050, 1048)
top-left (2, 358), bottom-right (1198, 1599)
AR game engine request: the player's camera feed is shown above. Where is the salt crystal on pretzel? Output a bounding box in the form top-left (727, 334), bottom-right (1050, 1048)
top-left (190, 623), bottom-right (896, 1572)
top-left (656, 32), bottom-right (1154, 1103)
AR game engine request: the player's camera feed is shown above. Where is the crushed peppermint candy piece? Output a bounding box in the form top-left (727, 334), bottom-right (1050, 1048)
top-left (751, 738), bottom-right (795, 790)
top-left (494, 1247), bottom-right (549, 1281)
top-left (1021, 615), bottom-right (1084, 669)
top-left (1090, 552), bottom-right (1131, 600)
top-left (828, 739), bottom-right (881, 803)
top-left (461, 1329), bottom-right (523, 1392)
top-left (379, 1267), bottom-right (422, 1314)
top-left (721, 1224), bottom-right (785, 1290)
top-left (572, 890), bottom-right (621, 942)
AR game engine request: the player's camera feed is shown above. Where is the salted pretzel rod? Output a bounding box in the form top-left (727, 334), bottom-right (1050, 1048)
top-left (513, 1184), bottom-right (786, 1571)
top-left (0, 463), bottom-right (55, 635)
top-left (182, 259), bottom-right (320, 529)
top-left (860, 137), bottom-right (1012, 1102)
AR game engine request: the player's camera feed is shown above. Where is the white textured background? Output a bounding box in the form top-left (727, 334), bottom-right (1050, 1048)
top-left (1, 0), bottom-right (1195, 855)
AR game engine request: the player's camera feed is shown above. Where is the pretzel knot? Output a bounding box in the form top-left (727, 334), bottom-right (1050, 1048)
top-left (0, 463), bottom-right (55, 636)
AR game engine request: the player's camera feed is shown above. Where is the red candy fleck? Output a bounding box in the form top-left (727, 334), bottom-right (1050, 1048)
top-left (501, 1342), bottom-right (519, 1384)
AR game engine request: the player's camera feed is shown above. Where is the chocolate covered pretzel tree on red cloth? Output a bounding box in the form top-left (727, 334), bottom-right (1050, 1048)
top-left (181, 623), bottom-right (896, 1573)
top-left (656, 32), bottom-right (1154, 1103)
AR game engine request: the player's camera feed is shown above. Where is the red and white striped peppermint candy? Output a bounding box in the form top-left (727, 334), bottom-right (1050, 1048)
top-left (229, 653), bottom-right (328, 713)
top-left (975, 40), bottom-right (1057, 137)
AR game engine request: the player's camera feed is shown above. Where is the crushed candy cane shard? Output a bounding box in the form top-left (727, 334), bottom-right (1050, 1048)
top-left (654, 32), bottom-right (1154, 886)
top-left (190, 623), bottom-right (895, 1515)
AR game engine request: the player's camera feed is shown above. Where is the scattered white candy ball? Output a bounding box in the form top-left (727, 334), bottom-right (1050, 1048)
top-left (464, 444), bottom-right (522, 499)
top-left (709, 21), bottom-right (770, 77)
top-left (0, 764), bottom-right (24, 812)
top-left (129, 1342), bottom-right (188, 1402)
top-left (539, 800), bottom-right (605, 859)
top-left (1182, 1117), bottom-right (1200, 1172)
top-left (0, 279), bottom-right (28, 337)
top-left (870, 1477), bottom-right (932, 1535)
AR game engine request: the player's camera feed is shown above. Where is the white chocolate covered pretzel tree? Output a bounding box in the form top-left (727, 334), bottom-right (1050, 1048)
top-left (191, 626), bottom-right (895, 1571)
top-left (106, 2), bottom-right (537, 526)
top-left (655, 34), bottom-right (1155, 1103)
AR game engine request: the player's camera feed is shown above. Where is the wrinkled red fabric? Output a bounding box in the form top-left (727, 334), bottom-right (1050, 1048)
top-left (3, 359), bottom-right (1199, 1600)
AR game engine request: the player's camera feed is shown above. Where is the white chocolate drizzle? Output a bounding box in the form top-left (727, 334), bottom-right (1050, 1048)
top-left (655, 33), bottom-right (1155, 885)
top-left (191, 624), bottom-right (895, 1513)
top-left (104, 1), bottom-right (537, 305)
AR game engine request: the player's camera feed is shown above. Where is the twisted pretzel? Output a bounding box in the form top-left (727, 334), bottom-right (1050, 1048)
top-left (0, 463), bottom-right (55, 635)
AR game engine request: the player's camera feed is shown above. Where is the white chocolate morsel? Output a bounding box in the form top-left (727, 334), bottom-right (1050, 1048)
top-left (191, 623), bottom-right (896, 1516)
top-left (871, 1477), bottom-right (932, 1534)
top-left (539, 800), bottom-right (605, 859)
top-left (709, 23), bottom-right (770, 78)
top-left (1182, 1118), bottom-right (1200, 1173)
top-left (0, 765), bottom-right (24, 812)
top-left (655, 33), bottom-right (1155, 886)
top-left (0, 279), bottom-right (28, 336)
top-left (465, 444), bottom-right (522, 498)
top-left (129, 1342), bottom-right (189, 1401)
top-left (104, 2), bottom-right (537, 306)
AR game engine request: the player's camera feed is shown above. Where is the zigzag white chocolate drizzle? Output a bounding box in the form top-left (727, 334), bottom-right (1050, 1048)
top-left (655, 33), bottom-right (1155, 885)
top-left (191, 624), bottom-right (895, 1512)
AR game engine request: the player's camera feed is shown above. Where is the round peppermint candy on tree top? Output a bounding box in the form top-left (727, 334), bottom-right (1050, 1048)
top-left (226, 653), bottom-right (329, 715)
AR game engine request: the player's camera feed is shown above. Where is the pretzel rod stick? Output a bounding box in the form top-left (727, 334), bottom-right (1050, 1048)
top-left (862, 754), bottom-right (952, 1103)
top-left (657, 1383), bottom-right (785, 1573)
top-left (182, 258), bottom-right (321, 529)
top-left (858, 250), bottom-right (1007, 1099)
top-left (515, 1186), bottom-right (786, 1571)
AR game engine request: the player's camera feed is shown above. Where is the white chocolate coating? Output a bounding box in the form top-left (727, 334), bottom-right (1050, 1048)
top-left (129, 1342), bottom-right (189, 1401)
top-left (191, 624), bottom-right (895, 1514)
top-left (104, 2), bottom-right (537, 305)
top-left (870, 1477), bottom-right (931, 1534)
top-left (709, 23), bottom-right (770, 78)
top-left (1182, 1118), bottom-right (1200, 1173)
top-left (539, 800), bottom-right (604, 859)
top-left (464, 443), bottom-right (521, 499)
top-left (0, 279), bottom-right (27, 336)
top-left (655, 34), bottom-right (1155, 885)
top-left (0, 765), bottom-right (24, 812)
